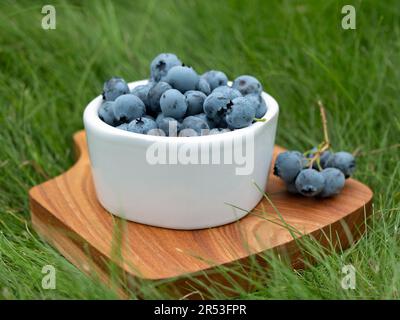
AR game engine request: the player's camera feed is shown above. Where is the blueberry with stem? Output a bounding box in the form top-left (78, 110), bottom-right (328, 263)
top-left (295, 168), bottom-right (325, 197)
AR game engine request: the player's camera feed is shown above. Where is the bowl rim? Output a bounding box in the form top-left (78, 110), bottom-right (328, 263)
top-left (83, 80), bottom-right (279, 143)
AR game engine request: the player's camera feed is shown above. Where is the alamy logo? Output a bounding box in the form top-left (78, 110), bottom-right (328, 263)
top-left (341, 5), bottom-right (356, 30)
top-left (145, 124), bottom-right (255, 175)
top-left (341, 264), bottom-right (356, 290)
top-left (41, 5), bottom-right (56, 30)
top-left (41, 265), bottom-right (56, 289)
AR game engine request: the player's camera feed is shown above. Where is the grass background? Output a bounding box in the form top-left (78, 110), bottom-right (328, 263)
top-left (0, 0), bottom-right (399, 299)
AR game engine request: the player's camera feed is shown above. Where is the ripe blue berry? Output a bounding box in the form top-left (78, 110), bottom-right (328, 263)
top-left (307, 147), bottom-right (318, 158)
top-left (218, 116), bottom-right (228, 128)
top-left (203, 92), bottom-right (230, 119)
top-left (131, 82), bottom-right (153, 108)
top-left (165, 65), bottom-right (199, 93)
top-left (147, 129), bottom-right (166, 136)
top-left (320, 151), bottom-right (333, 168)
top-left (194, 113), bottom-right (218, 129)
top-left (245, 94), bottom-right (267, 118)
top-left (160, 89), bottom-right (188, 119)
top-left (197, 77), bottom-right (211, 95)
top-left (273, 151), bottom-right (306, 183)
top-left (319, 168), bottom-right (345, 198)
top-left (98, 101), bottom-right (117, 126)
top-left (116, 123), bottom-right (129, 131)
top-left (232, 75), bottom-right (262, 95)
top-left (295, 169), bottom-right (325, 197)
top-left (201, 70), bottom-right (228, 91)
top-left (158, 116), bottom-right (181, 136)
top-left (114, 94), bottom-right (146, 123)
top-left (143, 114), bottom-right (155, 121)
top-left (326, 151), bottom-right (356, 178)
top-left (306, 148), bottom-right (333, 169)
top-left (209, 128), bottom-right (231, 135)
top-left (225, 97), bottom-right (256, 129)
top-left (180, 116), bottom-right (210, 135)
top-left (286, 182), bottom-right (299, 194)
top-left (184, 90), bottom-right (207, 116)
top-left (150, 53), bottom-right (182, 82)
top-left (155, 113), bottom-right (165, 126)
top-left (148, 81), bottom-right (172, 114)
top-left (179, 129), bottom-right (199, 137)
top-left (212, 86), bottom-right (242, 100)
top-left (127, 117), bottom-right (157, 134)
top-left (165, 66), bottom-right (199, 93)
top-left (102, 77), bottom-right (130, 101)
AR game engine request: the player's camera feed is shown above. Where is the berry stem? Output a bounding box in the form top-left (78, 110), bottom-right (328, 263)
top-left (317, 100), bottom-right (330, 147)
top-left (253, 118), bottom-right (266, 122)
top-left (307, 101), bottom-right (331, 169)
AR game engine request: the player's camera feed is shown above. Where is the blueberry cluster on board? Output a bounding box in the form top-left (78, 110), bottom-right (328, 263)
top-left (273, 150), bottom-right (356, 198)
top-left (98, 53), bottom-right (267, 136)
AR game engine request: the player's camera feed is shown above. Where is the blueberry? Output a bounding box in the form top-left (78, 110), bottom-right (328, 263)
top-left (245, 94), bottom-right (267, 118)
top-left (209, 128), bottom-right (231, 135)
top-left (320, 151), bottom-right (333, 168)
top-left (143, 114), bottom-right (155, 121)
top-left (160, 89), bottom-right (188, 119)
top-left (306, 147), bottom-right (318, 159)
top-left (201, 70), bottom-right (228, 91)
top-left (295, 168), bottom-right (325, 197)
top-left (158, 116), bottom-right (181, 136)
top-left (150, 53), bottom-right (182, 82)
top-left (114, 94), bottom-right (146, 122)
top-left (203, 92), bottom-right (230, 119)
top-left (180, 116), bottom-right (210, 135)
top-left (217, 116), bottom-right (229, 128)
top-left (286, 182), bottom-right (299, 194)
top-left (212, 86), bottom-right (242, 100)
top-left (98, 101), bottom-right (117, 126)
top-left (232, 75), bottom-right (262, 95)
top-left (319, 168), bottom-right (346, 198)
top-left (179, 129), bottom-right (199, 137)
top-left (197, 77), bottom-right (211, 95)
top-left (307, 147), bottom-right (320, 168)
top-left (306, 148), bottom-right (333, 169)
top-left (184, 90), bottom-right (207, 116)
top-left (225, 96), bottom-right (256, 129)
top-left (127, 117), bottom-right (157, 134)
top-left (155, 113), bottom-right (166, 126)
top-left (273, 151), bottom-right (306, 183)
top-left (130, 82), bottom-right (153, 107)
top-left (148, 81), bottom-right (172, 114)
top-left (116, 123), bottom-right (129, 131)
top-left (164, 65), bottom-right (199, 93)
top-left (194, 113), bottom-right (219, 129)
top-left (102, 77), bottom-right (130, 101)
top-left (147, 128), bottom-right (166, 136)
top-left (326, 151), bottom-right (356, 178)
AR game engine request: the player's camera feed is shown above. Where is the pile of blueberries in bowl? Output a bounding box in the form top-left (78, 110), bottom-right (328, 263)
top-left (98, 53), bottom-right (267, 136)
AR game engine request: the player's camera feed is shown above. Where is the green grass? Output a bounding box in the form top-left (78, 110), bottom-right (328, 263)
top-left (0, 0), bottom-right (399, 299)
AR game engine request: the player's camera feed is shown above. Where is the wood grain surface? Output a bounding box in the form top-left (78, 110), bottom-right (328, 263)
top-left (29, 130), bottom-right (373, 298)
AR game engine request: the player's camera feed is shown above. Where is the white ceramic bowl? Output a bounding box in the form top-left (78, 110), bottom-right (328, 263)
top-left (83, 80), bottom-right (279, 230)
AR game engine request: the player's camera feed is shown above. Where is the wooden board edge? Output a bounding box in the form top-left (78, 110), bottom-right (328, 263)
top-left (30, 194), bottom-right (131, 296)
top-left (156, 197), bottom-right (373, 298)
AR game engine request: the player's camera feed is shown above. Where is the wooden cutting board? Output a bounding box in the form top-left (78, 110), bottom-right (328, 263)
top-left (29, 130), bottom-right (373, 298)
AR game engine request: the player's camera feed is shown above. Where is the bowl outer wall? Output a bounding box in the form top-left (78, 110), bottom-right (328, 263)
top-left (83, 80), bottom-right (279, 229)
